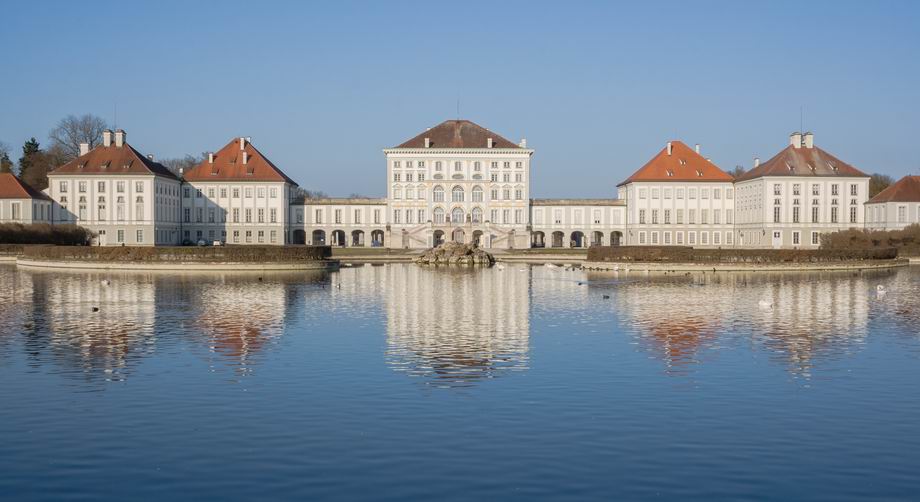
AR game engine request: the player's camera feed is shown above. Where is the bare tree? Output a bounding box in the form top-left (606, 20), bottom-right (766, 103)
top-left (729, 165), bottom-right (747, 179)
top-left (870, 173), bottom-right (894, 198)
top-left (292, 187), bottom-right (328, 200)
top-left (48, 114), bottom-right (108, 160)
top-left (160, 153), bottom-right (206, 177)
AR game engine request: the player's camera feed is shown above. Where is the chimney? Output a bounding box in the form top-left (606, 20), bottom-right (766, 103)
top-left (146, 154), bottom-right (155, 161)
top-left (520, 138), bottom-right (527, 148)
top-left (754, 157), bottom-right (760, 168)
top-left (103, 129), bottom-right (113, 147)
top-left (208, 152), bottom-right (214, 163)
top-left (424, 137), bottom-right (430, 148)
top-left (114, 129), bottom-right (125, 148)
top-left (179, 167), bottom-right (184, 175)
top-left (695, 143), bottom-right (700, 154)
top-left (803, 131), bottom-right (814, 149)
top-left (239, 137), bottom-right (246, 150)
top-left (242, 151), bottom-right (249, 164)
top-left (790, 132), bottom-right (802, 148)
top-left (487, 138), bottom-right (493, 149)
top-left (667, 142), bottom-right (672, 156)
top-left (79, 143), bottom-right (89, 156)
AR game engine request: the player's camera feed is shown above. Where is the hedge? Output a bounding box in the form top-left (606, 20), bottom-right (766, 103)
top-left (19, 245), bottom-right (332, 263)
top-left (587, 246), bottom-right (898, 263)
top-left (0, 224), bottom-right (93, 246)
top-left (821, 224), bottom-right (920, 257)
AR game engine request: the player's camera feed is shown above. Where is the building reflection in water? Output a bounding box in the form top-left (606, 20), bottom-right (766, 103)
top-left (15, 269), bottom-right (157, 383)
top-left (383, 265), bottom-right (530, 388)
top-left (588, 270), bottom-right (873, 377)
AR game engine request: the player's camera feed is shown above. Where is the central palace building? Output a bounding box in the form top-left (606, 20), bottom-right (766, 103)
top-left (8, 119), bottom-right (887, 249)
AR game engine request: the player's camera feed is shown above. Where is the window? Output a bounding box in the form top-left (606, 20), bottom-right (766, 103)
top-left (676, 232), bottom-right (684, 245)
top-left (183, 208), bottom-right (190, 223)
top-left (245, 209), bottom-right (252, 223)
top-left (334, 209), bottom-right (342, 224)
top-left (452, 186), bottom-right (464, 202)
top-left (220, 188), bottom-right (228, 198)
top-left (793, 232), bottom-right (800, 245)
top-left (503, 162), bottom-right (510, 169)
top-left (454, 161), bottom-right (462, 172)
top-left (793, 184), bottom-right (801, 196)
top-left (639, 188), bottom-right (647, 199)
top-left (418, 209), bottom-right (425, 222)
top-left (713, 232), bottom-right (721, 245)
top-left (515, 189), bottom-right (522, 200)
top-left (850, 207), bottom-right (857, 224)
top-left (245, 188), bottom-right (253, 198)
top-left (245, 231), bottom-right (252, 243)
top-left (664, 189), bottom-right (672, 199)
top-left (452, 208), bottom-right (465, 223)
top-left (554, 210), bottom-right (563, 224)
top-left (713, 209), bottom-right (720, 224)
top-left (676, 188), bottom-right (684, 199)
top-left (639, 232), bottom-right (646, 245)
top-left (726, 209), bottom-right (733, 224)
top-left (831, 207), bottom-right (839, 223)
top-left (812, 232), bottom-right (820, 245)
top-left (812, 185), bottom-right (820, 196)
top-left (418, 173), bottom-right (425, 182)
top-left (257, 208), bottom-right (265, 223)
top-left (515, 209), bottom-right (523, 224)
top-left (688, 232), bottom-right (696, 245)
top-left (393, 187), bottom-right (402, 199)
top-left (258, 231), bottom-right (265, 243)
top-left (435, 161), bottom-right (442, 171)
top-left (393, 172), bottom-right (401, 182)
top-left (271, 208), bottom-right (277, 223)
top-left (208, 208), bottom-right (215, 223)
top-left (503, 188), bottom-right (510, 200)
top-left (832, 184), bottom-right (839, 196)
top-left (726, 188), bottom-right (733, 199)
top-left (651, 232), bottom-right (659, 245)
top-left (701, 232), bottom-right (708, 245)
top-left (812, 206), bottom-right (819, 223)
top-left (850, 185), bottom-right (858, 196)
top-left (433, 186), bottom-right (444, 202)
top-left (491, 188), bottom-right (498, 200)
top-left (233, 188), bottom-right (240, 198)
top-left (208, 188), bottom-right (216, 198)
top-left (117, 230), bottom-right (125, 243)
top-left (472, 186), bottom-right (483, 202)
top-left (136, 230), bottom-right (144, 243)
top-left (651, 188), bottom-right (659, 199)
top-left (898, 206), bottom-right (907, 223)
top-left (689, 188), bottom-right (697, 199)
top-left (98, 181), bottom-right (106, 193)
top-left (314, 209), bottom-right (322, 224)
top-left (773, 184), bottom-right (781, 196)
top-left (688, 209), bottom-right (696, 224)
top-left (433, 207), bottom-right (444, 223)
top-left (474, 161), bottom-right (481, 171)
top-left (713, 188), bottom-right (721, 199)
top-left (257, 188), bottom-right (265, 198)
top-left (233, 208), bottom-right (240, 223)
top-left (594, 210), bottom-right (601, 224)
top-left (639, 209), bottom-right (646, 225)
top-left (676, 209), bottom-right (684, 224)
top-left (774, 207), bottom-right (781, 223)
top-left (472, 207), bottom-right (482, 223)
top-left (663, 232), bottom-right (671, 245)
top-left (373, 209), bottom-right (381, 224)
top-left (78, 181), bottom-right (87, 193)
top-left (59, 181), bottom-right (68, 193)
top-left (701, 189), bottom-right (709, 199)
top-left (651, 209), bottom-right (659, 224)
top-left (793, 207), bottom-right (800, 223)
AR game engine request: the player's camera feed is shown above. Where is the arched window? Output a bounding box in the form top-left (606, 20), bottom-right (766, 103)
top-left (433, 207), bottom-right (445, 223)
top-left (451, 207), bottom-right (464, 224)
top-left (471, 207), bottom-right (482, 223)
top-left (433, 185), bottom-right (444, 202)
top-left (472, 186), bottom-right (483, 202)
top-left (451, 186), bottom-right (464, 202)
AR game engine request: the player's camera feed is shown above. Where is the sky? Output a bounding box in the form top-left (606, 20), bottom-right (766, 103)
top-left (1, 0), bottom-right (918, 197)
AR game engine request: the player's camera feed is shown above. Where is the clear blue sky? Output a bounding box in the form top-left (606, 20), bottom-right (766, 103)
top-left (2, 0), bottom-right (918, 197)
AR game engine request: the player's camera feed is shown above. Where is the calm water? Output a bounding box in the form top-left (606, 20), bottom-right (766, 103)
top-left (1, 263), bottom-right (919, 500)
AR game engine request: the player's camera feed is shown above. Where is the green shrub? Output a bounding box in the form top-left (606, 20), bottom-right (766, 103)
top-left (0, 224), bottom-right (93, 246)
top-left (587, 246), bottom-right (897, 263)
top-left (821, 225), bottom-right (920, 256)
top-left (19, 245), bottom-right (332, 262)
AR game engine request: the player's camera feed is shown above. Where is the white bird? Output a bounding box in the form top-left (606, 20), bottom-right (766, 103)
top-left (496, 263), bottom-right (506, 270)
top-left (758, 298), bottom-right (773, 310)
top-left (544, 263), bottom-right (558, 269)
top-left (877, 285), bottom-right (886, 293)
top-left (100, 279), bottom-right (111, 287)
top-left (344, 263), bottom-right (353, 267)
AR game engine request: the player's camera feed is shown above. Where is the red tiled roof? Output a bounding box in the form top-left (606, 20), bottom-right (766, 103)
top-left (50, 143), bottom-right (177, 180)
top-left (183, 138), bottom-right (297, 185)
top-left (0, 173), bottom-right (50, 200)
top-left (618, 141), bottom-right (733, 186)
top-left (395, 119), bottom-right (521, 149)
top-left (868, 175), bottom-right (920, 204)
top-left (735, 144), bottom-right (868, 182)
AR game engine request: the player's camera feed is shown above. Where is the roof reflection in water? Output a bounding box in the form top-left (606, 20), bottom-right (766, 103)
top-left (588, 270), bottom-right (874, 377)
top-left (384, 266), bottom-right (530, 388)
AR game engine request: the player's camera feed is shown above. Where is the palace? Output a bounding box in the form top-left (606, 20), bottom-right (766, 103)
top-left (1, 119), bottom-right (894, 249)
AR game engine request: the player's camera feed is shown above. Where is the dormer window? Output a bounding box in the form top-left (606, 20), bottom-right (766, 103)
top-left (100, 161), bottom-right (110, 170)
top-left (696, 170), bottom-right (703, 177)
top-left (786, 162), bottom-right (794, 172)
top-left (78, 163), bottom-right (86, 170)
top-left (666, 170), bottom-right (674, 177)
top-left (679, 159), bottom-right (687, 165)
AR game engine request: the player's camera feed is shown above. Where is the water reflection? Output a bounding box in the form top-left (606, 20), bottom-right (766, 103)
top-left (383, 266), bottom-right (530, 388)
top-left (587, 270), bottom-right (879, 377)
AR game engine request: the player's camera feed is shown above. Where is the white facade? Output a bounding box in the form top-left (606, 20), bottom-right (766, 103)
top-left (866, 201), bottom-right (920, 231)
top-left (47, 174), bottom-right (181, 246)
top-left (735, 176), bottom-right (868, 248)
top-left (620, 181), bottom-right (736, 247)
top-left (382, 145), bottom-right (534, 249)
top-left (0, 197), bottom-right (51, 224)
top-left (180, 181), bottom-right (291, 245)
